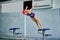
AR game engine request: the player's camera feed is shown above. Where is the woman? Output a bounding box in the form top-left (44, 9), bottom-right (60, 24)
top-left (22, 3), bottom-right (42, 31)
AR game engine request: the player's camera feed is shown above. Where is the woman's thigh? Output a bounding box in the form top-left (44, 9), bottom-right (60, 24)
top-left (31, 16), bottom-right (39, 22)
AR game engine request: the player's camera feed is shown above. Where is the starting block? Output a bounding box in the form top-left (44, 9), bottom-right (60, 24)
top-left (9, 28), bottom-right (22, 37)
top-left (38, 28), bottom-right (51, 40)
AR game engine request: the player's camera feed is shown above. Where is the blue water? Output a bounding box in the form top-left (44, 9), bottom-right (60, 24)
top-left (0, 38), bottom-right (60, 40)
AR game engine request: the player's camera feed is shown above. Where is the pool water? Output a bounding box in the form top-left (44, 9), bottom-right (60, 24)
top-left (0, 38), bottom-right (60, 40)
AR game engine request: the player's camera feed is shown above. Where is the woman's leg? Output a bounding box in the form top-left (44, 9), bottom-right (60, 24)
top-left (31, 16), bottom-right (42, 29)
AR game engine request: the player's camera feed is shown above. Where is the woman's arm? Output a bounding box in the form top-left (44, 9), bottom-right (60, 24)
top-left (25, 6), bottom-right (28, 10)
top-left (29, 3), bottom-right (37, 11)
top-left (22, 6), bottom-right (28, 15)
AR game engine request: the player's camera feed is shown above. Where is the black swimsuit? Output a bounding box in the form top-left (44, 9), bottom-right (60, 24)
top-left (27, 12), bottom-right (35, 18)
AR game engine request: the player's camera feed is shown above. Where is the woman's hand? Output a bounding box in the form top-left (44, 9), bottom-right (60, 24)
top-left (26, 6), bottom-right (28, 10)
top-left (33, 3), bottom-right (37, 7)
top-left (35, 3), bottom-right (37, 6)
